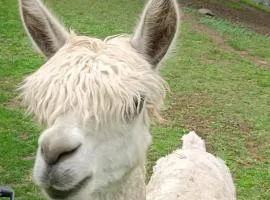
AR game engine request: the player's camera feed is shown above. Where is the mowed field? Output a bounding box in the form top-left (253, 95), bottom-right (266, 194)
top-left (0, 0), bottom-right (269, 199)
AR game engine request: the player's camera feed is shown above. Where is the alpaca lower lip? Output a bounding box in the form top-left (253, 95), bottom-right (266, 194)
top-left (45, 176), bottom-right (91, 199)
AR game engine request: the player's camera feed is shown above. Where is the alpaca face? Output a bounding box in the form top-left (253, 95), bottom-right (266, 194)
top-left (33, 112), bottom-right (151, 199)
top-left (19, 0), bottom-right (179, 199)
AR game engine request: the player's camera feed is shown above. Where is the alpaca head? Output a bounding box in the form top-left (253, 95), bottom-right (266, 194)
top-left (19, 0), bottom-right (179, 199)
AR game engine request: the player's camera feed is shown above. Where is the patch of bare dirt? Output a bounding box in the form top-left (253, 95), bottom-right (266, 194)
top-left (178, 0), bottom-right (270, 36)
top-left (23, 153), bottom-right (36, 161)
top-left (162, 92), bottom-right (255, 136)
top-left (19, 132), bottom-right (30, 141)
top-left (162, 92), bottom-right (215, 137)
top-left (224, 119), bottom-right (253, 133)
top-left (23, 169), bottom-right (34, 183)
top-left (163, 91), bottom-right (265, 162)
top-left (246, 139), bottom-right (265, 162)
top-left (221, 120), bottom-right (264, 162)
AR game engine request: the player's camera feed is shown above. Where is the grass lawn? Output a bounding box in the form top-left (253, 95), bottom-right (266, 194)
top-left (0, 0), bottom-right (269, 199)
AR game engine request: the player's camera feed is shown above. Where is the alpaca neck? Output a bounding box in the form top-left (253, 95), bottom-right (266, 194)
top-left (90, 164), bottom-right (146, 200)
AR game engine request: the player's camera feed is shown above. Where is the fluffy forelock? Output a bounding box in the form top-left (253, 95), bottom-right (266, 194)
top-left (20, 34), bottom-right (168, 128)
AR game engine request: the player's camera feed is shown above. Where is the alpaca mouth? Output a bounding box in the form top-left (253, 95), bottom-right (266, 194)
top-left (45, 176), bottom-right (91, 199)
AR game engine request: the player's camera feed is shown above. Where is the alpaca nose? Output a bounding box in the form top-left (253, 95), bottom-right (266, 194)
top-left (39, 128), bottom-right (83, 165)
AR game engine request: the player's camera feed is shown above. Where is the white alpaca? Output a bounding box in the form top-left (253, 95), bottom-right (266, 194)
top-left (19, 1), bottom-right (236, 200)
top-left (147, 131), bottom-right (236, 200)
top-left (19, 0), bottom-right (179, 199)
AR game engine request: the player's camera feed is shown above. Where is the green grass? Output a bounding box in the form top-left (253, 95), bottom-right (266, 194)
top-left (200, 16), bottom-right (270, 60)
top-left (216, 0), bottom-right (270, 12)
top-left (0, 0), bottom-right (269, 199)
top-left (216, 0), bottom-right (246, 10)
top-left (240, 0), bottom-right (270, 12)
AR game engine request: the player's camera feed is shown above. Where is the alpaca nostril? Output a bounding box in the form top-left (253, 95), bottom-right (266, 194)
top-left (39, 127), bottom-right (83, 165)
top-left (41, 144), bottom-right (81, 165)
top-left (55, 144), bottom-right (81, 163)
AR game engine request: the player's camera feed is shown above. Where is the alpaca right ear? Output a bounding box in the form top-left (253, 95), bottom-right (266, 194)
top-left (20, 0), bottom-right (69, 58)
top-left (131, 0), bottom-right (179, 68)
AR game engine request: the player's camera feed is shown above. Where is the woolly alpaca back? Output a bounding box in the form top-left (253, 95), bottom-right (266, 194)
top-left (181, 130), bottom-right (206, 151)
top-left (147, 132), bottom-right (236, 200)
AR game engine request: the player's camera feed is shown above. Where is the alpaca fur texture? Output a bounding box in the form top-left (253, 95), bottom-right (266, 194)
top-left (147, 131), bottom-right (236, 200)
top-left (20, 35), bottom-right (167, 127)
top-left (19, 0), bottom-right (180, 200)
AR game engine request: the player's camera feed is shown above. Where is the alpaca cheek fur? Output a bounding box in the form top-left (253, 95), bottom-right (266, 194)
top-left (86, 115), bottom-right (152, 191)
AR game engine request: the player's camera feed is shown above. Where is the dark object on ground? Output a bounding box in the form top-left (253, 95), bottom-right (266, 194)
top-left (0, 186), bottom-right (15, 200)
top-left (198, 8), bottom-right (215, 16)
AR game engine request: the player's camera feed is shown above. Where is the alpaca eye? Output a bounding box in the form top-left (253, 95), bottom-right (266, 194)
top-left (134, 96), bottom-right (144, 114)
top-left (124, 96), bottom-right (145, 122)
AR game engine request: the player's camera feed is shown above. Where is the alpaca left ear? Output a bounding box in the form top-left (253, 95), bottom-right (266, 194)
top-left (19, 0), bottom-right (69, 58)
top-left (131, 0), bottom-right (180, 68)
